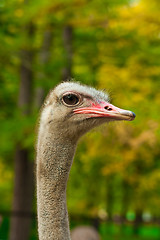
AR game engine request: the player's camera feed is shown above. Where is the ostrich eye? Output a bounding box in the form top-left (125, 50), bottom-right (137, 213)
top-left (62, 93), bottom-right (80, 106)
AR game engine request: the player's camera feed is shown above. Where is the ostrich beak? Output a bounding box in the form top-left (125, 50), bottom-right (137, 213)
top-left (73, 102), bottom-right (136, 121)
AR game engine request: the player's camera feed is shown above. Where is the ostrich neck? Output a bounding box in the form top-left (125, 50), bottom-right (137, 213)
top-left (37, 127), bottom-right (77, 240)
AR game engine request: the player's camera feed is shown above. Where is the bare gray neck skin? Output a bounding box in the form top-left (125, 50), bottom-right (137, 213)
top-left (37, 127), bottom-right (77, 240)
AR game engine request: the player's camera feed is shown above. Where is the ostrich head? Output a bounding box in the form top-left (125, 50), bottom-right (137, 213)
top-left (40, 81), bottom-right (135, 141)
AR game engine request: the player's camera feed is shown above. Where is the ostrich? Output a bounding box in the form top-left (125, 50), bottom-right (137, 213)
top-left (36, 81), bottom-right (135, 240)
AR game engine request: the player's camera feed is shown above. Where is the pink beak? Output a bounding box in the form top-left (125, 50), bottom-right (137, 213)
top-left (73, 101), bottom-right (136, 121)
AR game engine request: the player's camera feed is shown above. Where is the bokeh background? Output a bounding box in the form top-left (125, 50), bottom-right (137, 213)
top-left (0, 0), bottom-right (160, 239)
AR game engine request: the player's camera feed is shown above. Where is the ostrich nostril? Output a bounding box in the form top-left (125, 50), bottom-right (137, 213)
top-left (104, 106), bottom-right (112, 111)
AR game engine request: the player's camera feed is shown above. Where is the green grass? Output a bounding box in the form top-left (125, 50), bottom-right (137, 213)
top-left (1, 217), bottom-right (160, 240)
top-left (100, 222), bottom-right (160, 240)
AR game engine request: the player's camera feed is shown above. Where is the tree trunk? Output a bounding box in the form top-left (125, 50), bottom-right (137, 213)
top-left (133, 162), bottom-right (143, 236)
top-left (120, 179), bottom-right (131, 235)
top-left (62, 25), bottom-right (73, 80)
top-left (121, 179), bottom-right (131, 222)
top-left (18, 49), bottom-right (33, 113)
top-left (9, 24), bottom-right (34, 240)
top-left (133, 209), bottom-right (143, 235)
top-left (106, 175), bottom-right (114, 235)
top-left (106, 176), bottom-right (114, 221)
top-left (34, 28), bottom-right (53, 109)
top-left (9, 148), bottom-right (34, 240)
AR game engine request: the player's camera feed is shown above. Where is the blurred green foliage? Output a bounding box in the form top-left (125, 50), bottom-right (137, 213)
top-left (0, 0), bottom-right (160, 239)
